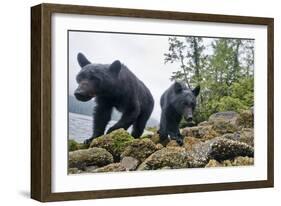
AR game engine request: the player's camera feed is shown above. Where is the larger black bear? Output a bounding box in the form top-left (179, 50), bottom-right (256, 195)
top-left (158, 81), bottom-right (200, 146)
top-left (74, 53), bottom-right (154, 144)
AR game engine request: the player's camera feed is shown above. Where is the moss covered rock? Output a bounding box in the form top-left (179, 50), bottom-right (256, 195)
top-left (137, 147), bottom-right (190, 170)
top-left (121, 138), bottom-right (158, 162)
top-left (90, 129), bottom-right (134, 160)
top-left (69, 147), bottom-right (113, 169)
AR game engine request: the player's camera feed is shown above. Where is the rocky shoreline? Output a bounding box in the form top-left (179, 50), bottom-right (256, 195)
top-left (68, 109), bottom-right (254, 174)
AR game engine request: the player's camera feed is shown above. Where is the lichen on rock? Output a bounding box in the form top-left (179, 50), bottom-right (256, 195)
top-left (137, 147), bottom-right (190, 170)
top-left (121, 138), bottom-right (158, 162)
top-left (222, 156), bottom-right (254, 166)
top-left (208, 137), bottom-right (254, 161)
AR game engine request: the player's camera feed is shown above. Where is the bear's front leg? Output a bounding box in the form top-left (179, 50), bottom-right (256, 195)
top-left (168, 126), bottom-right (184, 146)
top-left (107, 108), bottom-right (139, 134)
top-left (158, 112), bottom-right (168, 141)
top-left (84, 103), bottom-right (113, 145)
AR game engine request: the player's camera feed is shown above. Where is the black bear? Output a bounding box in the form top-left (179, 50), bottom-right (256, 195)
top-left (74, 53), bottom-right (154, 144)
top-left (158, 81), bottom-right (200, 146)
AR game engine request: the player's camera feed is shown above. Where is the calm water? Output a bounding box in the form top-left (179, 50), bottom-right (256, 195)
top-left (69, 112), bottom-right (153, 143)
top-left (69, 112), bottom-right (121, 143)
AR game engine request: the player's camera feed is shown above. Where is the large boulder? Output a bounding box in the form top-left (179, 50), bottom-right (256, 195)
top-left (137, 147), bottom-right (190, 170)
top-left (184, 136), bottom-right (254, 167)
top-left (209, 111), bottom-right (240, 134)
top-left (69, 147), bottom-right (114, 169)
top-left (121, 138), bottom-right (158, 162)
top-left (181, 125), bottom-right (218, 140)
top-left (208, 137), bottom-right (254, 161)
top-left (90, 129), bottom-right (134, 160)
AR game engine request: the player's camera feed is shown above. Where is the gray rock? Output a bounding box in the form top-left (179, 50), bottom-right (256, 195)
top-left (209, 111), bottom-right (240, 134)
top-left (238, 128), bottom-right (254, 147)
top-left (120, 156), bottom-right (139, 171)
top-left (222, 128), bottom-right (254, 147)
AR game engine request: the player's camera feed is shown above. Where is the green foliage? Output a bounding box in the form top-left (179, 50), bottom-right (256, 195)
top-left (164, 37), bottom-right (254, 123)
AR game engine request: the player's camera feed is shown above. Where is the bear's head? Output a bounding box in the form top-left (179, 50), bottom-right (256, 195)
top-left (172, 81), bottom-right (200, 123)
top-left (74, 53), bottom-right (121, 102)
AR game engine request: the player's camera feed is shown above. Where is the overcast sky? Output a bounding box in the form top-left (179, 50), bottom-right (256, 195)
top-left (68, 31), bottom-right (215, 121)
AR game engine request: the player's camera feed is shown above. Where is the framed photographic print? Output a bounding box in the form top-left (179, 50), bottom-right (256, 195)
top-left (31, 3), bottom-right (274, 202)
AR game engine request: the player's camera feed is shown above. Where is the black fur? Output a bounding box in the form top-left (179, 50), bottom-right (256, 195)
top-left (158, 82), bottom-right (200, 146)
top-left (74, 53), bottom-right (154, 144)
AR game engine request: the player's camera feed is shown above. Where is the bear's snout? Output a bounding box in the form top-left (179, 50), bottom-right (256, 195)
top-left (183, 107), bottom-right (193, 122)
top-left (74, 90), bottom-right (92, 102)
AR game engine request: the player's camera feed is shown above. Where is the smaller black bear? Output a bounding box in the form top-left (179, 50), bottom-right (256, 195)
top-left (74, 53), bottom-right (154, 144)
top-left (158, 82), bottom-right (200, 146)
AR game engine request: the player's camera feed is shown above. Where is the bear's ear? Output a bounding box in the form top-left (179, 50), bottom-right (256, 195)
top-left (109, 60), bottom-right (121, 76)
top-left (192, 85), bottom-right (200, 97)
top-left (174, 82), bottom-right (183, 93)
top-left (77, 52), bottom-right (91, 68)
